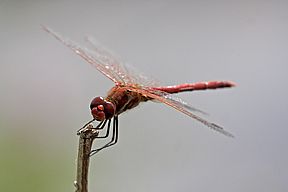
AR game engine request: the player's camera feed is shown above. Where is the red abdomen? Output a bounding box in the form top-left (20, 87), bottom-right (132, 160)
top-left (153, 81), bottom-right (235, 94)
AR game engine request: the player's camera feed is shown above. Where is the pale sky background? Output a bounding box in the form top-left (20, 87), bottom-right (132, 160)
top-left (0, 1), bottom-right (287, 192)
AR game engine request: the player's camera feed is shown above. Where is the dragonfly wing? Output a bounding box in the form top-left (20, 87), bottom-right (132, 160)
top-left (162, 94), bottom-right (209, 116)
top-left (150, 93), bottom-right (209, 116)
top-left (128, 87), bottom-right (234, 137)
top-left (43, 26), bottom-right (127, 84)
top-left (84, 37), bottom-right (135, 84)
top-left (85, 36), bottom-right (159, 87)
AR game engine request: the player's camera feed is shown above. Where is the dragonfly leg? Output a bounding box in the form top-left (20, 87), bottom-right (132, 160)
top-left (77, 119), bottom-right (96, 134)
top-left (94, 119), bottom-right (111, 138)
top-left (90, 116), bottom-right (119, 156)
top-left (78, 119), bottom-right (110, 136)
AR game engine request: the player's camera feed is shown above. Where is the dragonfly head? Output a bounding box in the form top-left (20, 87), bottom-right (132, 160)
top-left (90, 97), bottom-right (116, 121)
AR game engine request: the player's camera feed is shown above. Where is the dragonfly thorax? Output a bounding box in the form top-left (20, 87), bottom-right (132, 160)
top-left (90, 97), bottom-right (116, 121)
top-left (105, 86), bottom-right (150, 115)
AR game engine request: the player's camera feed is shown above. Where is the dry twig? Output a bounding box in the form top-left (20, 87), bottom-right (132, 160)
top-left (74, 125), bottom-right (98, 192)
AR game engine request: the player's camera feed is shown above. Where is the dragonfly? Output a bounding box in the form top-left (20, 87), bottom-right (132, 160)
top-left (44, 26), bottom-right (235, 155)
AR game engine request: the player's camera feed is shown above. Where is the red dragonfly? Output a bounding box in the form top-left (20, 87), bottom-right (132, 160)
top-left (44, 27), bottom-right (235, 155)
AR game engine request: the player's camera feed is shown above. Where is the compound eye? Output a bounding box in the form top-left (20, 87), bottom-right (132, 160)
top-left (90, 97), bottom-right (106, 121)
top-left (91, 107), bottom-right (105, 121)
top-left (90, 97), bottom-right (116, 121)
top-left (103, 102), bottom-right (116, 119)
top-left (90, 97), bottom-right (105, 110)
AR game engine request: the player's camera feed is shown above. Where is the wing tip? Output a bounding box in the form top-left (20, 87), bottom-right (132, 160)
top-left (210, 123), bottom-right (235, 138)
top-left (41, 25), bottom-right (55, 35)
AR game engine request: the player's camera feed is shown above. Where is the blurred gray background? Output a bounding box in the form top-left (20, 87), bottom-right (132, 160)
top-left (1, 1), bottom-right (287, 192)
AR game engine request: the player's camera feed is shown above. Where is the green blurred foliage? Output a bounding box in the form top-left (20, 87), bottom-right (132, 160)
top-left (0, 130), bottom-right (75, 192)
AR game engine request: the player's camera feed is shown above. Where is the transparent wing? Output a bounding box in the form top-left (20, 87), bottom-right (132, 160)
top-left (43, 26), bottom-right (157, 87)
top-left (128, 86), bottom-right (234, 137)
top-left (85, 36), bottom-right (159, 87)
top-left (161, 94), bottom-right (209, 115)
top-left (150, 91), bottom-right (209, 115)
top-left (84, 36), bottom-right (135, 84)
top-left (43, 26), bottom-right (128, 84)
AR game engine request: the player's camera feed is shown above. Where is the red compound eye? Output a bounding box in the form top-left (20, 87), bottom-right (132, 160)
top-left (90, 97), bottom-right (116, 121)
